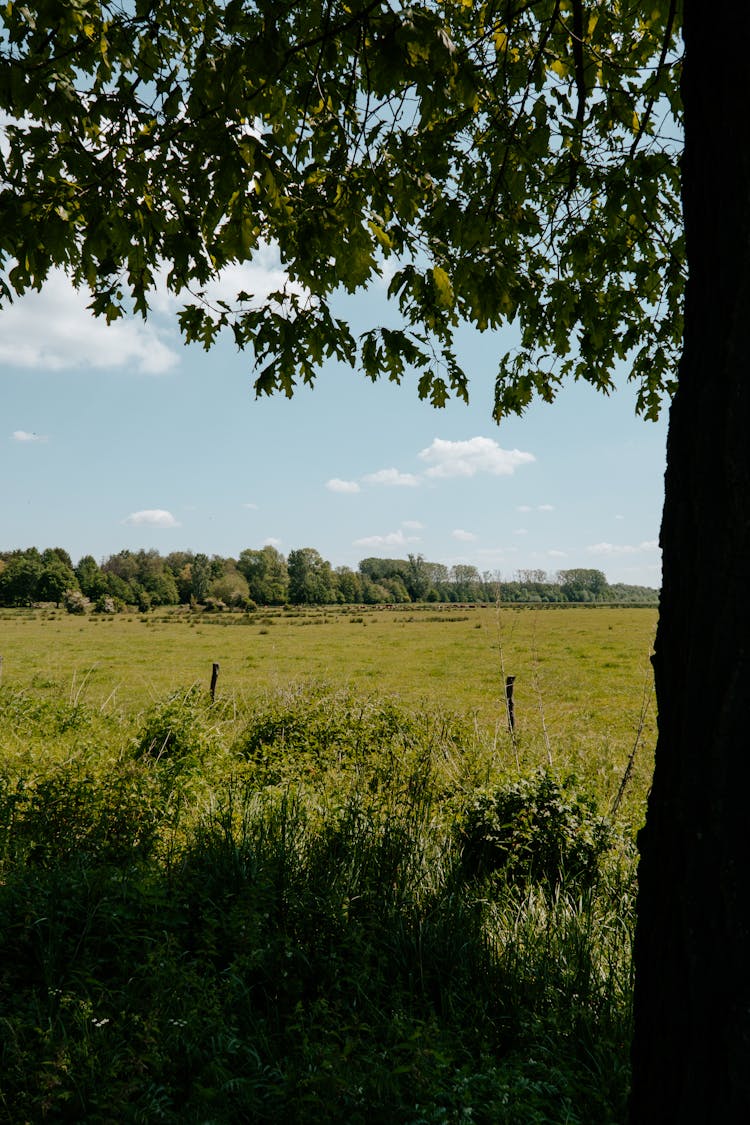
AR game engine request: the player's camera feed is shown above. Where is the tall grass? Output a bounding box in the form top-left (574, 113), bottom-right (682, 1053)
top-left (0, 682), bottom-right (635, 1122)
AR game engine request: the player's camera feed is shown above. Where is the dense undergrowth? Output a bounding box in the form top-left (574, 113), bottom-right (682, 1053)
top-left (0, 682), bottom-right (636, 1123)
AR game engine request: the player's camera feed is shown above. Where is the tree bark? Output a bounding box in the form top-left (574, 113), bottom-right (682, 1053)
top-left (630, 3), bottom-right (750, 1119)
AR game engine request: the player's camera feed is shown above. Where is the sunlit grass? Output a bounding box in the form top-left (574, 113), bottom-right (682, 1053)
top-left (0, 679), bottom-right (637, 1122)
top-left (0, 602), bottom-right (657, 824)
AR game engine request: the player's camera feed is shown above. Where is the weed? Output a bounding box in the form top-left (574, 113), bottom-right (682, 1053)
top-left (0, 620), bottom-right (646, 1122)
top-left (457, 769), bottom-right (613, 892)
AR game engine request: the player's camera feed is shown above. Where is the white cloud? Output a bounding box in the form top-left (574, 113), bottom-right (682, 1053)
top-left (362, 467), bottom-right (421, 487)
top-left (243, 502), bottom-right (259, 510)
top-left (477, 546), bottom-right (519, 562)
top-left (0, 241), bottom-right (308, 378)
top-left (402, 520), bottom-right (424, 529)
top-left (548, 549), bottom-right (568, 558)
top-left (201, 251), bottom-right (308, 310)
top-left (452, 529), bottom-right (477, 542)
top-left (263, 536), bottom-right (282, 548)
top-left (123, 509), bottom-right (180, 528)
top-left (11, 429), bottom-right (46, 442)
top-left (419, 436), bottom-right (535, 479)
top-left (149, 244), bottom-right (309, 319)
top-left (353, 529), bottom-right (420, 548)
top-left (538, 504), bottom-right (555, 512)
top-left (327, 478), bottom-right (361, 494)
top-left (517, 504), bottom-right (532, 512)
top-left (0, 269), bottom-right (179, 374)
top-left (587, 540), bottom-right (659, 556)
top-left (514, 528), bottom-right (528, 536)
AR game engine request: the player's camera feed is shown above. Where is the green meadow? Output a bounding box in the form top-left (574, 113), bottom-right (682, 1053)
top-left (0, 604), bottom-right (656, 1122)
top-left (0, 603), bottom-right (656, 803)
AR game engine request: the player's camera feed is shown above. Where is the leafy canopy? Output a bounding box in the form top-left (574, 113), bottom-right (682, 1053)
top-left (0, 1), bottom-right (682, 419)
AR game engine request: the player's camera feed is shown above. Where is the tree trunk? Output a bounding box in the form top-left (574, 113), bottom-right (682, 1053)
top-left (630, 3), bottom-right (750, 1119)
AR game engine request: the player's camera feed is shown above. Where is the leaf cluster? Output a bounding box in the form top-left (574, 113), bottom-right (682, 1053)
top-left (458, 768), bottom-right (613, 891)
top-left (1, 1), bottom-right (683, 417)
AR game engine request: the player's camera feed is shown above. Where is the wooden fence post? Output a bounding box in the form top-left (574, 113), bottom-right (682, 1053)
top-left (210, 662), bottom-right (220, 701)
top-left (505, 675), bottom-right (516, 733)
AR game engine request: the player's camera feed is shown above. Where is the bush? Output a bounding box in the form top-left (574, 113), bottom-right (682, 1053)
top-left (203, 596), bottom-right (226, 612)
top-left (237, 688), bottom-right (422, 764)
top-left (0, 685), bottom-right (633, 1122)
top-left (4, 767), bottom-right (160, 866)
top-left (62, 588), bottom-right (89, 615)
top-left (133, 686), bottom-right (221, 763)
top-left (93, 595), bottom-right (124, 614)
top-left (457, 769), bottom-right (612, 891)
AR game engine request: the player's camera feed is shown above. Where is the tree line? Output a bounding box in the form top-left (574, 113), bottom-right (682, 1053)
top-left (0, 546), bottom-right (658, 612)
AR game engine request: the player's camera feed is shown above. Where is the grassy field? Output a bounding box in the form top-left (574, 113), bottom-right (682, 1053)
top-left (0, 603), bottom-right (656, 814)
top-left (0, 603), bottom-right (655, 1121)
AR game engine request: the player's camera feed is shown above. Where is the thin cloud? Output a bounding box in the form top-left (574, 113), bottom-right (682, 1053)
top-left (123, 509), bottom-right (180, 528)
top-left (419, 436), bottom-right (535, 479)
top-left (11, 430), bottom-right (47, 442)
top-left (548, 549), bottom-right (568, 558)
top-left (149, 245), bottom-right (310, 319)
top-left (477, 546), bottom-right (519, 562)
top-left (452, 529), bottom-right (477, 542)
top-left (327, 478), bottom-right (361, 494)
top-left (201, 252), bottom-right (309, 311)
top-left (353, 529), bottom-right (420, 548)
top-left (538, 504), bottom-right (555, 511)
top-left (514, 528), bottom-right (528, 536)
top-left (402, 520), bottom-right (424, 529)
top-left (0, 269), bottom-right (179, 374)
top-left (243, 502), bottom-right (259, 510)
top-left (587, 540), bottom-right (659, 556)
top-left (263, 536), bottom-right (282, 548)
top-left (362, 468), bottom-right (420, 488)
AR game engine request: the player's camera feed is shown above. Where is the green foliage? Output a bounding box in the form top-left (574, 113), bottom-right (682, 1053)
top-left (1, 2), bottom-right (682, 419)
top-left (3, 765), bottom-right (160, 867)
top-left (62, 588), bottom-right (88, 614)
top-left (0, 678), bottom-right (634, 1121)
top-left (93, 593), bottom-right (122, 614)
top-left (0, 546), bottom-right (659, 610)
top-left (76, 554), bottom-right (107, 599)
top-left (237, 686), bottom-right (425, 775)
top-left (209, 565), bottom-right (251, 608)
top-left (0, 553), bottom-right (42, 606)
top-left (133, 686), bottom-right (221, 764)
top-left (458, 770), bottom-right (613, 891)
top-left (287, 547), bottom-right (338, 605)
top-left (558, 568), bottom-right (610, 603)
top-left (37, 558), bottom-right (79, 605)
top-left (238, 545), bottom-right (290, 605)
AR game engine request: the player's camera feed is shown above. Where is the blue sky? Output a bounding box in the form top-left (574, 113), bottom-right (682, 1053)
top-left (1, 258), bottom-right (667, 585)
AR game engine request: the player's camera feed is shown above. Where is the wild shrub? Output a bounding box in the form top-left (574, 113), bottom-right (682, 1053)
top-left (237, 688), bottom-right (422, 763)
top-left (457, 769), bottom-right (612, 891)
top-left (133, 685), bottom-right (221, 764)
top-left (0, 680), bottom-right (634, 1122)
top-left (1, 765), bottom-right (161, 867)
top-left (62, 588), bottom-right (88, 614)
top-left (0, 685), bottom-right (91, 738)
top-left (93, 594), bottom-right (124, 614)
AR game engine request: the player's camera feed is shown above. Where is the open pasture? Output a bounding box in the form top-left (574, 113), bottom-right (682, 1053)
top-left (0, 603), bottom-right (657, 812)
top-left (0, 603), bottom-right (652, 1120)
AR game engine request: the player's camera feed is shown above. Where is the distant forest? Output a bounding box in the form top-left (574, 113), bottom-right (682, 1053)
top-left (0, 546), bottom-right (659, 612)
